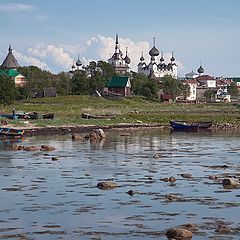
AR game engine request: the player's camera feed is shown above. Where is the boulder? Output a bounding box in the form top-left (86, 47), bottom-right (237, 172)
top-left (72, 134), bottom-right (83, 141)
top-left (89, 131), bottom-right (99, 140)
top-left (94, 129), bottom-right (106, 139)
top-left (40, 145), bottom-right (55, 151)
top-left (153, 154), bottom-right (160, 159)
top-left (181, 173), bottom-right (192, 179)
top-left (51, 157), bottom-right (59, 161)
top-left (97, 181), bottom-right (118, 190)
top-left (23, 146), bottom-right (39, 151)
top-left (222, 178), bottom-right (240, 189)
top-left (160, 178), bottom-right (169, 182)
top-left (169, 176), bottom-right (176, 183)
top-left (166, 227), bottom-right (193, 239)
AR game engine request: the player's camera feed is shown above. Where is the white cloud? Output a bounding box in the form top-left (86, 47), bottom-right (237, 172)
top-left (14, 51), bottom-right (48, 70)
top-left (8, 34), bottom-right (184, 74)
top-left (0, 3), bottom-right (35, 12)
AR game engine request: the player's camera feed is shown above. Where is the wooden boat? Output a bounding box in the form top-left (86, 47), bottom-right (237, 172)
top-left (170, 120), bottom-right (212, 131)
top-left (1, 113), bottom-right (18, 120)
top-left (26, 112), bottom-right (55, 120)
top-left (0, 127), bottom-right (24, 139)
top-left (170, 120), bottom-right (199, 131)
top-left (42, 113), bottom-right (55, 119)
top-left (82, 113), bottom-right (116, 119)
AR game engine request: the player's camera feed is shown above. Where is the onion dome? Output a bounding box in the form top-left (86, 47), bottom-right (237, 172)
top-left (198, 65), bottom-right (204, 74)
top-left (170, 51), bottom-right (175, 62)
top-left (124, 47), bottom-right (131, 64)
top-left (160, 52), bottom-right (164, 62)
top-left (124, 55), bottom-right (131, 64)
top-left (149, 37), bottom-right (159, 56)
top-left (149, 46), bottom-right (159, 56)
top-left (76, 59), bottom-right (82, 66)
top-left (71, 64), bottom-right (75, 69)
top-left (140, 55), bottom-right (144, 61)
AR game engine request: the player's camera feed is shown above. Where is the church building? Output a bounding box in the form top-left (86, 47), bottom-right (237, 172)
top-left (138, 38), bottom-right (178, 79)
top-left (108, 34), bottom-right (131, 75)
top-left (0, 45), bottom-right (27, 86)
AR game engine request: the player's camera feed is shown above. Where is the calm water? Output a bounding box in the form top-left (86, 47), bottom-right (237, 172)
top-left (0, 129), bottom-right (240, 239)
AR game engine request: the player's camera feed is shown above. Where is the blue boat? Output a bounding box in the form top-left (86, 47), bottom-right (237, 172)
top-left (170, 120), bottom-right (212, 131)
top-left (0, 127), bottom-right (24, 139)
top-left (170, 120), bottom-right (199, 131)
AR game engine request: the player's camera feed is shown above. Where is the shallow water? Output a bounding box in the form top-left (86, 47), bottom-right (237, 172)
top-left (0, 129), bottom-right (240, 239)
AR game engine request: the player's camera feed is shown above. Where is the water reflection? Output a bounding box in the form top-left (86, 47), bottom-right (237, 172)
top-left (0, 129), bottom-right (240, 239)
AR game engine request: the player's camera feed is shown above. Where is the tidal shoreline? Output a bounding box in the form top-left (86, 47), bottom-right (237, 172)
top-left (23, 122), bottom-right (240, 137)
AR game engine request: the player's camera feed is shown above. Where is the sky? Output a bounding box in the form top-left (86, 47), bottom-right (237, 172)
top-left (0, 0), bottom-right (240, 77)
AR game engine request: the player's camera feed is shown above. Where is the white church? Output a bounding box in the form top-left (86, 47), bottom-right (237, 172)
top-left (137, 38), bottom-right (178, 79)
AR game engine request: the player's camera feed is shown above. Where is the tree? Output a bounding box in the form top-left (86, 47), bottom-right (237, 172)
top-left (160, 75), bottom-right (190, 99)
top-left (228, 82), bottom-right (238, 96)
top-left (203, 89), bottom-right (215, 100)
top-left (70, 71), bottom-right (90, 94)
top-left (0, 75), bottom-right (17, 105)
top-left (18, 66), bottom-right (57, 98)
top-left (55, 72), bottom-right (71, 95)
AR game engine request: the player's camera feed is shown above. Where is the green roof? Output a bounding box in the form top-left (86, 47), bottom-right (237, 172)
top-left (106, 76), bottom-right (129, 87)
top-left (0, 69), bottom-right (20, 78)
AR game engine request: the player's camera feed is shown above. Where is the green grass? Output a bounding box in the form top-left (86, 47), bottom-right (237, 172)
top-left (1, 95), bottom-right (240, 128)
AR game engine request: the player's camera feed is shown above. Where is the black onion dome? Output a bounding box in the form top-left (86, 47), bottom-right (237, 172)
top-left (76, 59), bottom-right (82, 66)
top-left (160, 56), bottom-right (164, 62)
top-left (140, 55), bottom-right (144, 61)
top-left (149, 46), bottom-right (159, 56)
top-left (124, 55), bottom-right (131, 64)
top-left (198, 65), bottom-right (204, 74)
top-left (72, 64), bottom-right (75, 69)
top-left (171, 56), bottom-right (175, 62)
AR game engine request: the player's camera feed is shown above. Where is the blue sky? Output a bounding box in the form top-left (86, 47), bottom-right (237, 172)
top-left (0, 0), bottom-right (240, 76)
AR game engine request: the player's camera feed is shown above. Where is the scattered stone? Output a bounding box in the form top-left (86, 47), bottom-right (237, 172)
top-left (23, 146), bottom-right (39, 151)
top-left (215, 224), bottom-right (232, 234)
top-left (94, 129), bottom-right (106, 139)
top-left (40, 145), bottom-right (55, 151)
top-left (165, 194), bottom-right (177, 201)
top-left (160, 178), bottom-right (169, 182)
top-left (222, 178), bottom-right (240, 189)
top-left (51, 157), bottom-right (59, 161)
top-left (97, 181), bottom-right (118, 190)
top-left (181, 173), bottom-right (192, 179)
top-left (181, 223), bottom-right (198, 233)
top-left (11, 143), bottom-right (20, 150)
top-left (208, 175), bottom-right (218, 180)
top-left (169, 176), bottom-right (176, 183)
top-left (153, 154), bottom-right (160, 159)
top-left (166, 227), bottom-right (193, 239)
top-left (72, 134), bottom-right (83, 141)
top-left (127, 190), bottom-right (135, 196)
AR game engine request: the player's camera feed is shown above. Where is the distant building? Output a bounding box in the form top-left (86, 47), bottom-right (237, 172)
top-left (185, 70), bottom-right (199, 79)
top-left (0, 45), bottom-right (27, 86)
top-left (105, 76), bottom-right (131, 97)
top-left (108, 34), bottom-right (131, 75)
top-left (138, 38), bottom-right (177, 79)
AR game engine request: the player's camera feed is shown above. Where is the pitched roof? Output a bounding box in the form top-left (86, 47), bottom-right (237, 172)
top-left (106, 76), bottom-right (130, 87)
top-left (0, 45), bottom-right (20, 69)
top-left (196, 75), bottom-right (215, 81)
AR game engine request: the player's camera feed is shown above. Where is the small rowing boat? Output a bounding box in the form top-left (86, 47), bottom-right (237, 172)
top-left (0, 127), bottom-right (24, 139)
top-left (170, 120), bottom-right (212, 131)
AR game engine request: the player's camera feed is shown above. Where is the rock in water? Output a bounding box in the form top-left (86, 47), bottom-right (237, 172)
top-left (72, 134), bottom-right (83, 141)
top-left (166, 227), bottom-right (193, 239)
top-left (222, 178), bottom-right (240, 189)
top-left (97, 181), bottom-right (118, 190)
top-left (40, 145), bottom-right (55, 151)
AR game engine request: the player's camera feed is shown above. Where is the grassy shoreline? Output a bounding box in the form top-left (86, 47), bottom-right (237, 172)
top-left (1, 95), bottom-right (240, 133)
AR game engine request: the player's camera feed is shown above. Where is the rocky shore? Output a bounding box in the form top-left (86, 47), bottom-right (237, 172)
top-left (23, 122), bottom-right (240, 137)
